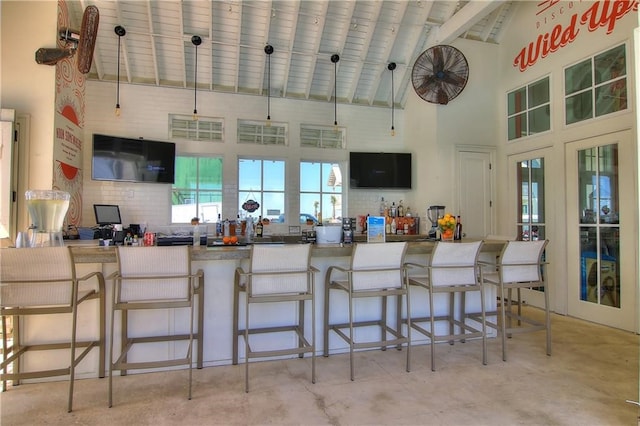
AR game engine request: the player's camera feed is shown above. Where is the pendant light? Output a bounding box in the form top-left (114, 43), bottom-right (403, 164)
top-left (264, 44), bottom-right (274, 127)
top-left (331, 54), bottom-right (340, 131)
top-left (191, 35), bottom-right (202, 121)
top-left (388, 62), bottom-right (397, 136)
top-left (114, 25), bottom-right (126, 117)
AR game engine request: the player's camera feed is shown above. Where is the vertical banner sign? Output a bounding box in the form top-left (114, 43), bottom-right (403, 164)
top-left (54, 0), bottom-right (85, 227)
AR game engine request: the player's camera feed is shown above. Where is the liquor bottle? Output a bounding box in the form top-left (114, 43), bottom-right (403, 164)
top-left (256, 216), bottom-right (264, 238)
top-left (390, 202), bottom-right (397, 218)
top-left (397, 200), bottom-right (404, 217)
top-left (391, 218), bottom-right (397, 234)
top-left (454, 215), bottom-right (463, 241)
top-left (379, 197), bottom-right (386, 217)
top-left (216, 213), bottom-right (222, 237)
top-left (223, 218), bottom-right (230, 237)
top-left (235, 214), bottom-right (242, 237)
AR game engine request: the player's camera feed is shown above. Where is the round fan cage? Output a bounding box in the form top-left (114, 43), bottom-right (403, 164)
top-left (411, 45), bottom-right (469, 105)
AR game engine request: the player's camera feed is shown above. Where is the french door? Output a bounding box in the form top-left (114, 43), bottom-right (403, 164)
top-left (566, 130), bottom-right (636, 331)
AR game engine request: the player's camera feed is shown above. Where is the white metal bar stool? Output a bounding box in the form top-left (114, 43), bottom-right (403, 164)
top-left (323, 242), bottom-right (410, 380)
top-left (0, 246), bottom-right (105, 412)
top-left (108, 245), bottom-right (203, 407)
top-left (232, 244), bottom-right (318, 392)
top-left (405, 240), bottom-right (486, 371)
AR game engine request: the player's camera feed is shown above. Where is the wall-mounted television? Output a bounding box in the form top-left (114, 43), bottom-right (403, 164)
top-left (349, 152), bottom-right (412, 189)
top-left (92, 134), bottom-right (176, 184)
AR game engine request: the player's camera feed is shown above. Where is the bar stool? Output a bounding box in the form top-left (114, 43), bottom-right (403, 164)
top-left (479, 239), bottom-right (550, 361)
top-left (232, 244), bottom-right (317, 392)
top-left (0, 246), bottom-right (105, 412)
top-left (108, 245), bottom-right (204, 407)
top-left (405, 240), bottom-right (485, 371)
top-left (323, 242), bottom-right (410, 380)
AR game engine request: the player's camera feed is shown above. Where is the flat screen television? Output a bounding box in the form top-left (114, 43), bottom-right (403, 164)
top-left (93, 204), bottom-right (122, 225)
top-left (92, 134), bottom-right (176, 183)
top-left (349, 152), bottom-right (412, 189)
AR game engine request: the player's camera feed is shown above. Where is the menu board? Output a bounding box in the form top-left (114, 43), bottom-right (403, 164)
top-left (367, 216), bottom-right (386, 243)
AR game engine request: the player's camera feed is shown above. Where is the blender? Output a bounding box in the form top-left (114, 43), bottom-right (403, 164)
top-left (427, 205), bottom-right (445, 240)
top-left (25, 189), bottom-right (70, 247)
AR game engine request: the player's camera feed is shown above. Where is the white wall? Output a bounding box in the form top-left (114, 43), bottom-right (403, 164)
top-left (82, 81), bottom-right (412, 229)
top-left (0, 1), bottom-right (57, 190)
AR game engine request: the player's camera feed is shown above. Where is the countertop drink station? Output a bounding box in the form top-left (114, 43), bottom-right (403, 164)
top-left (18, 189), bottom-right (70, 248)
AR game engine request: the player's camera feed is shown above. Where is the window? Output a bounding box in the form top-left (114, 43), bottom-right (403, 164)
top-left (507, 76), bottom-right (550, 141)
top-left (577, 144), bottom-right (620, 307)
top-left (565, 44), bottom-right (627, 125)
top-left (169, 114), bottom-right (223, 142)
top-left (300, 125), bottom-right (345, 149)
top-left (517, 158), bottom-right (545, 242)
top-left (300, 162), bottom-right (343, 224)
top-left (237, 120), bottom-right (287, 145)
top-left (171, 156), bottom-right (223, 223)
top-left (238, 158), bottom-right (285, 222)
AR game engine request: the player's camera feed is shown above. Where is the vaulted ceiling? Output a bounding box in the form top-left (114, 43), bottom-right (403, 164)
top-left (66, 0), bottom-right (517, 110)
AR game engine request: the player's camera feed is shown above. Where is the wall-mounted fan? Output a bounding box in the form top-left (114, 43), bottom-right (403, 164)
top-left (35, 5), bottom-right (99, 74)
top-left (411, 45), bottom-right (469, 105)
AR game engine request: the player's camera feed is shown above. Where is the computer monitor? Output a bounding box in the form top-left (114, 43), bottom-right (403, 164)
top-left (93, 204), bottom-right (122, 226)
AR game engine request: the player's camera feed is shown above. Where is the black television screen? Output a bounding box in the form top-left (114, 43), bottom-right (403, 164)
top-left (92, 134), bottom-right (176, 183)
top-left (93, 204), bottom-right (122, 225)
top-left (349, 152), bottom-right (412, 189)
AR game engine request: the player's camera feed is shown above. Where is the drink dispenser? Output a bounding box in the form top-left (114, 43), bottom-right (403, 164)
top-left (24, 189), bottom-right (70, 247)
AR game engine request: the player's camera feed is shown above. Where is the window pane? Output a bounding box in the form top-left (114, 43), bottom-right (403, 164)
top-left (529, 78), bottom-right (549, 107)
top-left (565, 60), bottom-right (592, 95)
top-left (174, 157), bottom-right (198, 189)
top-left (198, 157), bottom-right (223, 190)
top-left (238, 159), bottom-right (262, 190)
top-left (566, 92), bottom-right (592, 124)
top-left (507, 88), bottom-right (526, 115)
top-left (300, 193), bottom-right (320, 218)
top-left (528, 105), bottom-right (550, 135)
top-left (595, 79), bottom-right (627, 116)
top-left (300, 162), bottom-right (321, 192)
top-left (508, 113), bottom-right (526, 140)
top-left (263, 161), bottom-right (285, 191)
top-left (594, 44), bottom-right (626, 84)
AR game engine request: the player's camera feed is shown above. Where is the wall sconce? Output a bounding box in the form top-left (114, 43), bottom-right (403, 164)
top-left (265, 44), bottom-right (274, 127)
top-left (388, 62), bottom-right (396, 136)
top-left (331, 54), bottom-right (340, 131)
top-left (191, 35), bottom-right (202, 121)
top-left (114, 25), bottom-right (126, 117)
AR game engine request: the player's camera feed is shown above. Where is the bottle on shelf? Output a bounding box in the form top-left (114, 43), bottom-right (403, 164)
top-left (391, 217), bottom-right (397, 234)
top-left (223, 218), bottom-right (230, 237)
top-left (390, 202), bottom-right (397, 218)
top-left (256, 216), bottom-right (264, 238)
top-left (216, 213), bottom-right (222, 237)
top-left (379, 197), bottom-right (386, 217)
top-left (235, 214), bottom-right (242, 237)
top-left (454, 215), bottom-right (463, 241)
top-left (397, 200), bottom-right (404, 217)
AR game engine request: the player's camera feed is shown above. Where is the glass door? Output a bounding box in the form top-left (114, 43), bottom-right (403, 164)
top-left (566, 131), bottom-right (635, 331)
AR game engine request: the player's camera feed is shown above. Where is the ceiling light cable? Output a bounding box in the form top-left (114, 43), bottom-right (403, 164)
top-left (331, 54), bottom-right (340, 131)
top-left (388, 62), bottom-right (396, 136)
top-left (114, 25), bottom-right (126, 117)
top-left (265, 44), bottom-right (274, 127)
top-left (191, 35), bottom-right (202, 121)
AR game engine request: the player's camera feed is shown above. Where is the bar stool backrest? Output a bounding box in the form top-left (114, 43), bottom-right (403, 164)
top-left (116, 246), bottom-right (192, 302)
top-left (249, 244), bottom-right (312, 296)
top-left (1, 247), bottom-right (75, 306)
top-left (499, 240), bottom-right (548, 283)
top-left (429, 241), bottom-right (482, 287)
top-left (350, 242), bottom-right (407, 291)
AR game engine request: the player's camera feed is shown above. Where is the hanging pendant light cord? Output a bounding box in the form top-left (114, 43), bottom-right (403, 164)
top-left (193, 43), bottom-right (198, 115)
top-left (114, 25), bottom-right (126, 116)
top-left (331, 54), bottom-right (340, 128)
top-left (267, 50), bottom-right (271, 121)
top-left (388, 62), bottom-right (397, 136)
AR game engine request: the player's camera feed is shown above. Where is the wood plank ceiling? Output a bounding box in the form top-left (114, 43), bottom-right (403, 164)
top-left (66, 0), bottom-right (517, 110)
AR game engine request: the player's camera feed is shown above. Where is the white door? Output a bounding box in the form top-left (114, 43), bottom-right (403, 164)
top-left (565, 130), bottom-right (636, 331)
top-left (456, 148), bottom-right (494, 238)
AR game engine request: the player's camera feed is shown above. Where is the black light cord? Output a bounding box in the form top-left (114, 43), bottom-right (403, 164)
top-left (192, 35), bottom-right (202, 120)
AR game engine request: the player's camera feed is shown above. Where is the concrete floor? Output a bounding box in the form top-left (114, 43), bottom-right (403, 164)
top-left (1, 307), bottom-right (638, 425)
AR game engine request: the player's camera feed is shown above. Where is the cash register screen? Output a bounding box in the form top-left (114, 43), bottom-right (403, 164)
top-left (93, 204), bottom-right (122, 225)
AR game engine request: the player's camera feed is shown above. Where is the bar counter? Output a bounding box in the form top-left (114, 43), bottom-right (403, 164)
top-left (19, 238), bottom-right (504, 381)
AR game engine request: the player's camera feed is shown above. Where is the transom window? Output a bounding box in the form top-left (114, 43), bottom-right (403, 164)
top-left (169, 114), bottom-right (224, 142)
top-left (300, 125), bottom-right (345, 149)
top-left (507, 76), bottom-right (550, 141)
top-left (300, 162), bottom-right (343, 224)
top-left (237, 120), bottom-right (287, 145)
top-left (238, 158), bottom-right (285, 222)
top-left (564, 44), bottom-right (627, 125)
top-left (172, 156), bottom-right (223, 223)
